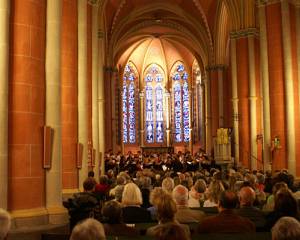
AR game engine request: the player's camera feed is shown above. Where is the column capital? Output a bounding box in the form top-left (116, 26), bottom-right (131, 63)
top-left (205, 64), bottom-right (227, 71)
top-left (230, 28), bottom-right (259, 39)
top-left (98, 29), bottom-right (104, 38)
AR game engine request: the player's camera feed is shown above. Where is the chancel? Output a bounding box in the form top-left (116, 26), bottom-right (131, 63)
top-left (1, 0), bottom-right (300, 239)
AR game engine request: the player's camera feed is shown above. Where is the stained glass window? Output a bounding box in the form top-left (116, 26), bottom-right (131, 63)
top-left (172, 62), bottom-right (190, 142)
top-left (145, 64), bottom-right (165, 143)
top-left (122, 63), bottom-right (138, 143)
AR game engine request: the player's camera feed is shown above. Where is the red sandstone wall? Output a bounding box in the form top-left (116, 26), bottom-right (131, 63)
top-left (266, 3), bottom-right (287, 171)
top-left (61, 0), bottom-right (79, 189)
top-left (236, 37), bottom-right (250, 168)
top-left (8, 0), bottom-right (46, 210)
top-left (210, 69), bottom-right (219, 138)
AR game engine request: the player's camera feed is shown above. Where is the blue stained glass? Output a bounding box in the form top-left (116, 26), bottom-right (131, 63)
top-left (146, 74), bottom-right (153, 82)
top-left (183, 81), bottom-right (190, 142)
top-left (173, 73), bottom-right (181, 81)
top-left (122, 63), bottom-right (137, 143)
top-left (155, 74), bottom-right (163, 82)
top-left (128, 83), bottom-right (135, 143)
top-left (174, 82), bottom-right (182, 142)
top-left (122, 84), bottom-right (128, 143)
top-left (182, 72), bottom-right (188, 80)
top-left (146, 122), bottom-right (154, 143)
top-left (155, 85), bottom-right (164, 142)
top-left (177, 64), bottom-right (185, 72)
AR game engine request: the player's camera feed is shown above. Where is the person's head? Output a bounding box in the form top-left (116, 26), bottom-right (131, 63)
top-left (256, 173), bottom-right (265, 185)
top-left (114, 185), bottom-right (124, 202)
top-left (99, 175), bottom-right (108, 185)
top-left (149, 187), bottom-right (166, 206)
top-left (218, 190), bottom-right (238, 211)
top-left (116, 176), bottom-right (126, 185)
top-left (272, 182), bottom-right (288, 195)
top-left (88, 171), bottom-right (95, 178)
top-left (274, 189), bottom-right (298, 216)
top-left (193, 179), bottom-right (207, 194)
top-left (102, 200), bottom-right (123, 224)
top-left (207, 180), bottom-right (225, 203)
top-left (239, 186), bottom-right (256, 207)
top-left (153, 222), bottom-right (190, 240)
top-left (70, 218), bottom-right (105, 240)
top-left (272, 217), bottom-right (300, 240)
top-left (162, 177), bottom-right (174, 193)
top-left (122, 182), bottom-right (143, 206)
top-left (83, 178), bottom-right (96, 192)
top-left (156, 193), bottom-right (177, 223)
top-left (172, 185), bottom-right (189, 206)
top-left (0, 209), bottom-right (11, 240)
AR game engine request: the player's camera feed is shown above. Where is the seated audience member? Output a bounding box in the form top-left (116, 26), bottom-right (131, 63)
top-left (102, 200), bottom-right (139, 237)
top-left (203, 180), bottom-right (225, 207)
top-left (265, 189), bottom-right (300, 230)
top-left (148, 187), bottom-right (166, 220)
top-left (263, 182), bottom-right (288, 211)
top-left (88, 171), bottom-right (97, 186)
top-left (70, 218), bottom-right (106, 240)
top-left (152, 222), bottom-right (190, 240)
top-left (198, 190), bottom-right (255, 233)
top-left (109, 175), bottom-right (126, 201)
top-left (147, 193), bottom-right (190, 237)
top-left (188, 179), bottom-right (207, 208)
top-left (94, 175), bottom-right (110, 200)
top-left (121, 182), bottom-right (152, 223)
top-left (139, 176), bottom-right (152, 208)
top-left (162, 177), bottom-right (174, 194)
top-left (173, 185), bottom-right (205, 223)
top-left (236, 186), bottom-right (266, 230)
top-left (68, 178), bottom-right (99, 229)
top-left (0, 208), bottom-right (11, 240)
top-left (271, 217), bottom-right (300, 240)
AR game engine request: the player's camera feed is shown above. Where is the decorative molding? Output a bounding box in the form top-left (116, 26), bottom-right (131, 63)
top-left (230, 28), bottom-right (259, 39)
top-left (257, 0), bottom-right (299, 7)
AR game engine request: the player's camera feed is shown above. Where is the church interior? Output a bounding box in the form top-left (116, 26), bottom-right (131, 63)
top-left (1, 0), bottom-right (300, 238)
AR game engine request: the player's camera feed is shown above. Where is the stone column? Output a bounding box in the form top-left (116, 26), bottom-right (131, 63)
top-left (45, 0), bottom-right (67, 223)
top-left (139, 92), bottom-right (145, 147)
top-left (78, 0), bottom-right (88, 186)
top-left (204, 75), bottom-right (212, 155)
top-left (0, 0), bottom-right (9, 210)
top-left (98, 30), bottom-right (105, 175)
top-left (248, 35), bottom-right (258, 170)
top-left (111, 69), bottom-right (117, 153)
top-left (165, 92), bottom-right (170, 147)
top-left (217, 67), bottom-right (224, 127)
top-left (281, 0), bottom-right (296, 176)
top-left (296, 5), bottom-right (300, 127)
top-left (230, 38), bottom-right (239, 165)
top-left (91, 3), bottom-right (99, 180)
top-left (258, 3), bottom-right (271, 171)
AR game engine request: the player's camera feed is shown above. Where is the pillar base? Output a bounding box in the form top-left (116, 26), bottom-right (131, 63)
top-left (10, 207), bottom-right (69, 229)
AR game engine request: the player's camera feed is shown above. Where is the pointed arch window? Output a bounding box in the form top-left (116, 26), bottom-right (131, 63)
top-left (145, 64), bottom-right (165, 143)
top-left (122, 62), bottom-right (138, 143)
top-left (172, 62), bottom-right (190, 143)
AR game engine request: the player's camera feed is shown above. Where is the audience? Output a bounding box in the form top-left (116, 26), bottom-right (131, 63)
top-left (70, 218), bottom-right (106, 240)
top-left (146, 192), bottom-right (190, 237)
top-left (236, 186), bottom-right (266, 230)
top-left (265, 188), bottom-right (300, 229)
top-left (0, 209), bottom-right (11, 240)
top-left (101, 200), bottom-right (139, 237)
top-left (121, 182), bottom-right (152, 223)
top-left (172, 185), bottom-right (205, 223)
top-left (62, 150), bottom-right (300, 238)
top-left (188, 179), bottom-right (206, 208)
top-left (271, 217), bottom-right (300, 240)
top-left (198, 190), bottom-right (255, 233)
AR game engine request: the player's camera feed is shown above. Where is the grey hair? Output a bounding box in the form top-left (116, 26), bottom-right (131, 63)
top-left (172, 185), bottom-right (188, 205)
top-left (272, 217), bottom-right (300, 240)
top-left (0, 208), bottom-right (11, 240)
top-left (70, 218), bottom-right (105, 240)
